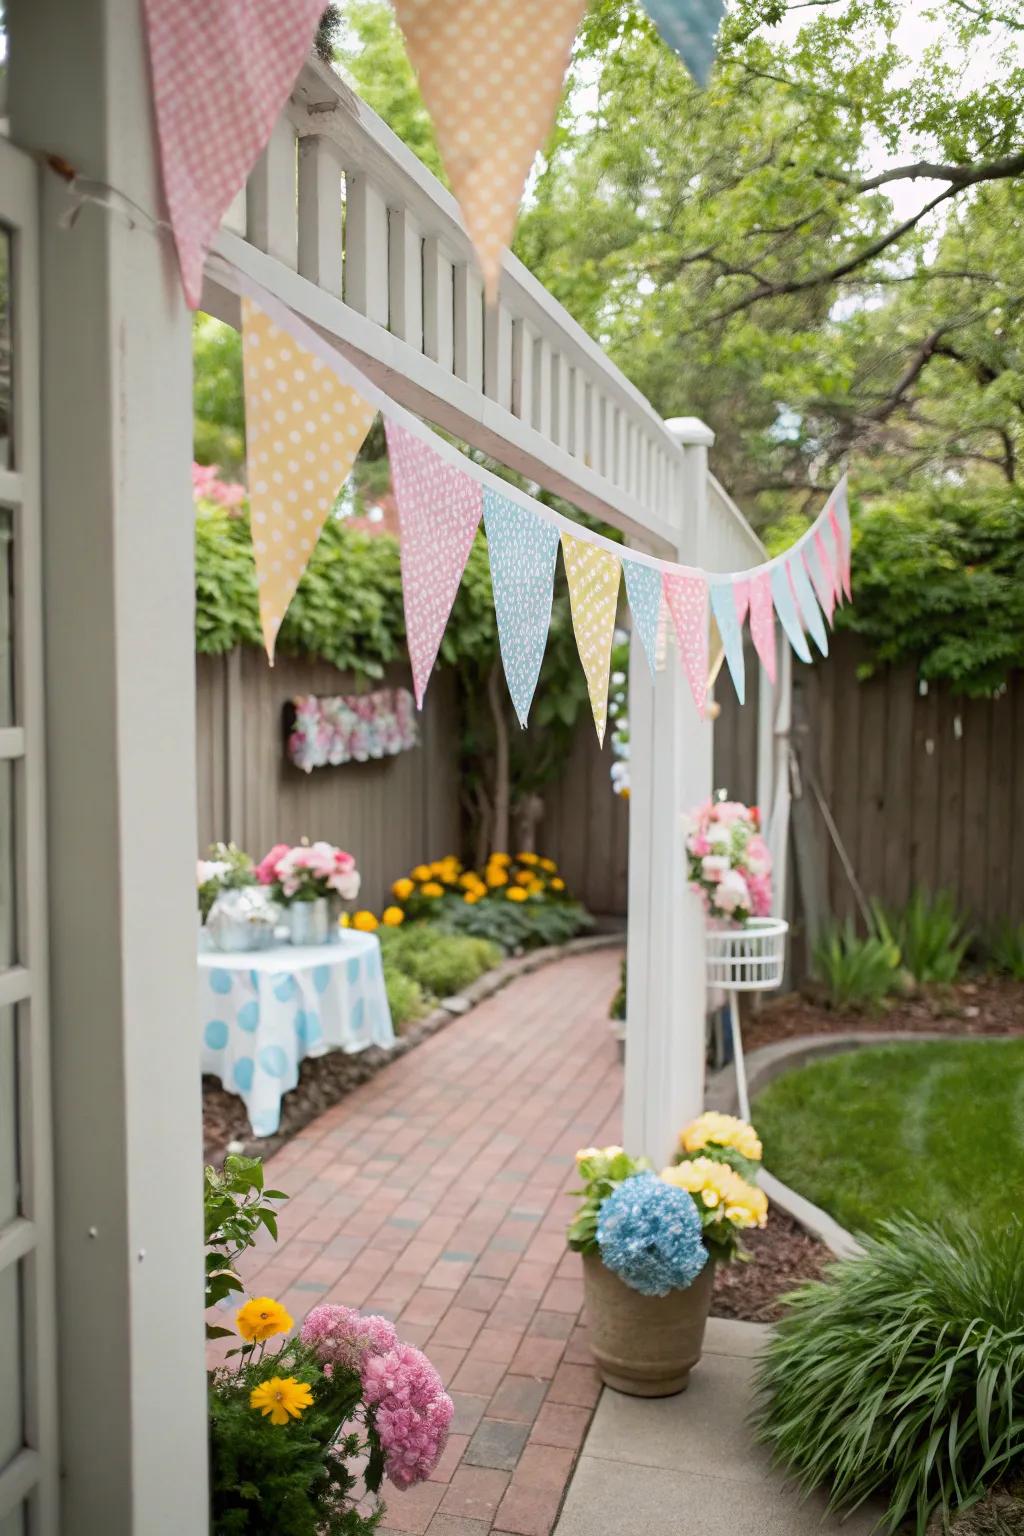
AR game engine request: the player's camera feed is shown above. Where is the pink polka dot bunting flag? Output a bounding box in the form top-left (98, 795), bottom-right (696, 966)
top-left (663, 570), bottom-right (709, 719)
top-left (241, 297), bottom-right (377, 663)
top-left (385, 421), bottom-right (483, 708)
top-left (392, 0), bottom-right (588, 296)
top-left (830, 476), bottom-right (853, 601)
top-left (805, 534), bottom-right (836, 625)
top-left (143, 0), bottom-right (324, 309)
top-left (560, 532), bottom-right (622, 744)
top-left (748, 570), bottom-right (776, 685)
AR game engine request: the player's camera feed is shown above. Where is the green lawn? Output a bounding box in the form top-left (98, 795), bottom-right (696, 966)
top-left (753, 1039), bottom-right (1024, 1237)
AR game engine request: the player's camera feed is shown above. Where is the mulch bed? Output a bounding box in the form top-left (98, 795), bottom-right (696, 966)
top-left (743, 976), bottom-right (1024, 1055)
top-left (712, 1207), bottom-right (831, 1324)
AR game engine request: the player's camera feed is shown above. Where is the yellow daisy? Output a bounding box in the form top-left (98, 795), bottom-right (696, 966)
top-left (250, 1375), bottom-right (313, 1426)
top-left (236, 1297), bottom-right (292, 1343)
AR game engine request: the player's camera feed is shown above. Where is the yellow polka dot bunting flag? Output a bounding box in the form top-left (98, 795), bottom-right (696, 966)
top-left (560, 532), bottom-right (621, 744)
top-left (241, 297), bottom-right (377, 662)
top-left (392, 0), bottom-right (588, 296)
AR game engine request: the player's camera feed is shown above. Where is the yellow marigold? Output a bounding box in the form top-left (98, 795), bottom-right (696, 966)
top-left (421, 881), bottom-right (444, 898)
top-left (250, 1375), bottom-right (313, 1426)
top-left (506, 886), bottom-right (528, 902)
top-left (382, 906), bottom-right (405, 927)
top-left (486, 869), bottom-right (508, 888)
top-left (392, 877), bottom-right (414, 901)
top-left (551, 877), bottom-right (566, 892)
top-left (352, 910), bottom-right (379, 932)
top-left (459, 873), bottom-right (478, 889)
top-left (527, 877), bottom-right (544, 894)
top-left (463, 890), bottom-right (481, 905)
top-left (679, 1111), bottom-right (763, 1164)
top-left (236, 1297), bottom-right (293, 1343)
top-left (411, 864), bottom-right (432, 882)
top-left (429, 859), bottom-right (449, 876)
top-left (339, 912), bottom-right (351, 928)
top-left (514, 869), bottom-right (533, 887)
top-left (517, 852), bottom-right (539, 865)
top-left (489, 852), bottom-right (511, 866)
top-left (539, 857), bottom-right (557, 872)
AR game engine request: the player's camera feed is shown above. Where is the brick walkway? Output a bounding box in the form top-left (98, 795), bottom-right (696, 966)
top-left (226, 946), bottom-right (623, 1536)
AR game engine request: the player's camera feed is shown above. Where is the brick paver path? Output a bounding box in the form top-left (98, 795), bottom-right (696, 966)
top-left (226, 946), bottom-right (623, 1536)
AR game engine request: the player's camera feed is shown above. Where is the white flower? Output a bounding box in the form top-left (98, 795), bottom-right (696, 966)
top-left (197, 859), bottom-right (229, 887)
top-left (611, 671), bottom-right (626, 686)
top-left (700, 854), bottom-right (731, 883)
top-left (706, 823), bottom-right (731, 849)
top-left (714, 869), bottom-right (751, 915)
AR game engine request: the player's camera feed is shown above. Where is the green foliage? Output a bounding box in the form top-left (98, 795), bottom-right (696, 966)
top-left (755, 1218), bottom-right (1024, 1535)
top-left (986, 919), bottom-right (1024, 981)
top-left (752, 1038), bottom-right (1024, 1235)
top-left (203, 1156), bottom-right (287, 1338)
top-left (873, 888), bottom-right (973, 985)
top-left (609, 958), bottom-right (626, 1021)
top-left (334, 0), bottom-right (446, 183)
top-left (812, 918), bottom-right (901, 1011)
top-left (379, 924), bottom-right (500, 999)
top-left (199, 841), bottom-right (256, 922)
top-left (194, 315), bottom-right (245, 476)
top-left (439, 895), bottom-right (593, 953)
top-left (837, 490), bottom-right (1024, 697)
top-left (209, 1340), bottom-right (382, 1535)
top-left (381, 960), bottom-right (430, 1032)
top-left (567, 1146), bottom-right (648, 1255)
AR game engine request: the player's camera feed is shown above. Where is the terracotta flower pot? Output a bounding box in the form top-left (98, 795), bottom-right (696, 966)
top-left (582, 1251), bottom-right (715, 1397)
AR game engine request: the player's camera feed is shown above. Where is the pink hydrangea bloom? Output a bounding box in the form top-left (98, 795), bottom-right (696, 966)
top-left (300, 1304), bottom-right (397, 1369)
top-left (361, 1344), bottom-right (453, 1488)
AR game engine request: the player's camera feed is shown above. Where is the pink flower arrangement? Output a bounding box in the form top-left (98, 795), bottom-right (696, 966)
top-left (256, 840), bottom-right (360, 905)
top-left (684, 797), bottom-right (772, 924)
top-left (301, 1305), bottom-right (453, 1490)
top-left (192, 460), bottom-right (246, 509)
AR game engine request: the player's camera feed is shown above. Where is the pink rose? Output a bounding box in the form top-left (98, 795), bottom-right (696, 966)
top-left (256, 843), bottom-right (290, 885)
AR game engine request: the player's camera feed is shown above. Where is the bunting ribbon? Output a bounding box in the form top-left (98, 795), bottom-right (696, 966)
top-left (643, 0), bottom-right (726, 85)
top-left (226, 261), bottom-right (851, 720)
top-left (241, 297), bottom-right (376, 662)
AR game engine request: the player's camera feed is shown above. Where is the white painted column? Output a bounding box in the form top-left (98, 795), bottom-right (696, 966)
top-left (624, 418), bottom-right (715, 1167)
top-left (8, 1), bottom-right (208, 1531)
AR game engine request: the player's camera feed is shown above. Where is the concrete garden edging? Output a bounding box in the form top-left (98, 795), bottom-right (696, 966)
top-left (706, 1029), bottom-right (970, 1258)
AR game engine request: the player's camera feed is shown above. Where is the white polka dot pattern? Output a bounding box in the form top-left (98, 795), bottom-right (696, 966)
top-left (241, 297), bottom-right (377, 662)
top-left (393, 0), bottom-right (588, 294)
top-left (143, 0), bottom-right (324, 308)
top-left (560, 532), bottom-right (621, 745)
top-left (484, 489), bottom-right (560, 728)
top-left (747, 570), bottom-right (776, 685)
top-left (385, 420), bottom-right (483, 707)
top-left (663, 570), bottom-right (709, 719)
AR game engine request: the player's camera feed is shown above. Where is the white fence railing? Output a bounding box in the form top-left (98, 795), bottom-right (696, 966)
top-left (206, 55), bottom-right (763, 558)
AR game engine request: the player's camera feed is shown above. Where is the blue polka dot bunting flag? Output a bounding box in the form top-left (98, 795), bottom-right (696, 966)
top-left (483, 488), bottom-right (560, 728)
top-left (709, 579), bottom-right (745, 705)
top-left (643, 0), bottom-right (725, 85)
top-left (770, 562), bottom-right (812, 664)
top-left (621, 558), bottom-right (663, 679)
top-left (787, 552), bottom-right (829, 657)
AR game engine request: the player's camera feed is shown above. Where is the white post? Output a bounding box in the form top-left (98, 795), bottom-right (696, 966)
top-left (9, 1), bottom-right (208, 1530)
top-left (624, 418), bottom-right (715, 1167)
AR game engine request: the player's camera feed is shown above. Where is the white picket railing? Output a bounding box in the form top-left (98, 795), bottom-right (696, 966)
top-left (208, 55), bottom-right (762, 562)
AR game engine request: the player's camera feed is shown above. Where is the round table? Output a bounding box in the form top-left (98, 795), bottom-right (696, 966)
top-left (199, 931), bottom-right (394, 1137)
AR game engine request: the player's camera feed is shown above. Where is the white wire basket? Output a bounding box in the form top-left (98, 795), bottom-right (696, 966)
top-left (705, 917), bottom-right (789, 993)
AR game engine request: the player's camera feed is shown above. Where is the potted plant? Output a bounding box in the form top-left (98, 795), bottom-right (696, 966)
top-left (568, 1114), bottom-right (768, 1396)
top-left (256, 839), bottom-right (361, 945)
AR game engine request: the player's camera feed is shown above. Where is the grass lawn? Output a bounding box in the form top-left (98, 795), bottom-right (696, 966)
top-left (753, 1039), bottom-right (1024, 1237)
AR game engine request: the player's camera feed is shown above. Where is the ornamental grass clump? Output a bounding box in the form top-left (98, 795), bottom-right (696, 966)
top-left (755, 1217), bottom-right (1024, 1535)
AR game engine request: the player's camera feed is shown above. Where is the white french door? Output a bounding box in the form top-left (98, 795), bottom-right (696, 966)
top-left (0, 134), bottom-right (59, 1536)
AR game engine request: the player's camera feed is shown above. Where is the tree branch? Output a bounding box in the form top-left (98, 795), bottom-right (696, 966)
top-left (856, 149), bottom-right (1024, 194)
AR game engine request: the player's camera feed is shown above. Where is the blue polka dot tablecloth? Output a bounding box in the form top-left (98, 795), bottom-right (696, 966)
top-left (198, 932), bottom-right (394, 1137)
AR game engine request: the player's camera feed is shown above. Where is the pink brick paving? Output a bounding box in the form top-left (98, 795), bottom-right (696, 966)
top-left (210, 946), bottom-right (624, 1536)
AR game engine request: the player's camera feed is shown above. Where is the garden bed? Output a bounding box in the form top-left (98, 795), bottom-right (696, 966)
top-left (710, 1207), bottom-right (829, 1323)
top-left (743, 975), bottom-right (1024, 1054)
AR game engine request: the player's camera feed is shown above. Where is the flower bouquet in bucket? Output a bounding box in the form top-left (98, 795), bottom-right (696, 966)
top-left (684, 797), bottom-right (772, 924)
top-left (567, 1116), bottom-right (768, 1396)
top-left (256, 839), bottom-right (361, 945)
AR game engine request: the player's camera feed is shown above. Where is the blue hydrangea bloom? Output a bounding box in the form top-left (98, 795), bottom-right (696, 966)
top-left (597, 1172), bottom-right (708, 1297)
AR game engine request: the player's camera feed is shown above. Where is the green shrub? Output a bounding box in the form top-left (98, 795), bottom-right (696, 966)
top-left (382, 961), bottom-right (430, 1032)
top-left (986, 919), bottom-right (1024, 981)
top-left (379, 924), bottom-right (501, 999)
top-left (439, 895), bottom-right (593, 952)
top-left (874, 888), bottom-right (972, 985)
top-left (812, 919), bottom-right (901, 1011)
top-left (755, 1218), bottom-right (1024, 1535)
top-left (609, 958), bottom-right (626, 1021)
top-left (203, 1155), bottom-right (287, 1339)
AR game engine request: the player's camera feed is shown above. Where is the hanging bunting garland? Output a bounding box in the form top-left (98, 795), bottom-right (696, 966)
top-left (392, 0), bottom-right (588, 298)
top-left (227, 262), bottom-right (851, 722)
top-left (560, 533), bottom-right (622, 744)
top-left (483, 489), bottom-right (560, 728)
top-left (384, 419), bottom-right (483, 708)
top-left (663, 571), bottom-right (709, 719)
top-left (643, 0), bottom-right (726, 86)
top-left (241, 296), bottom-right (377, 662)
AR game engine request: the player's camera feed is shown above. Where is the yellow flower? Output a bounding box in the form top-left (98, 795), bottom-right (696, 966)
top-left (575, 1146), bottom-right (600, 1164)
top-left (662, 1159), bottom-right (768, 1230)
top-left (551, 877), bottom-right (565, 892)
top-left (506, 886), bottom-right (528, 902)
top-left (250, 1375), bottom-right (313, 1426)
top-left (421, 881), bottom-right (444, 898)
top-left (489, 852), bottom-right (511, 866)
top-left (459, 873), bottom-right (478, 889)
top-left (517, 852), bottom-right (538, 865)
top-left (463, 890), bottom-right (481, 905)
top-left (352, 910), bottom-right (378, 932)
top-left (339, 912), bottom-right (351, 928)
top-left (382, 906), bottom-right (405, 927)
top-left (515, 869), bottom-right (533, 887)
top-left (411, 864), bottom-right (432, 882)
top-left (539, 857), bottom-right (557, 873)
top-left (527, 877), bottom-right (544, 894)
top-left (392, 877), bottom-right (414, 901)
top-left (236, 1297), bottom-right (293, 1343)
top-left (486, 869), bottom-right (508, 888)
top-left (679, 1112), bottom-right (763, 1164)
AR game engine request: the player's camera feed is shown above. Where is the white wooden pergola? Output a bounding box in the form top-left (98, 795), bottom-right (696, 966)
top-left (1, 2), bottom-right (781, 1530)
